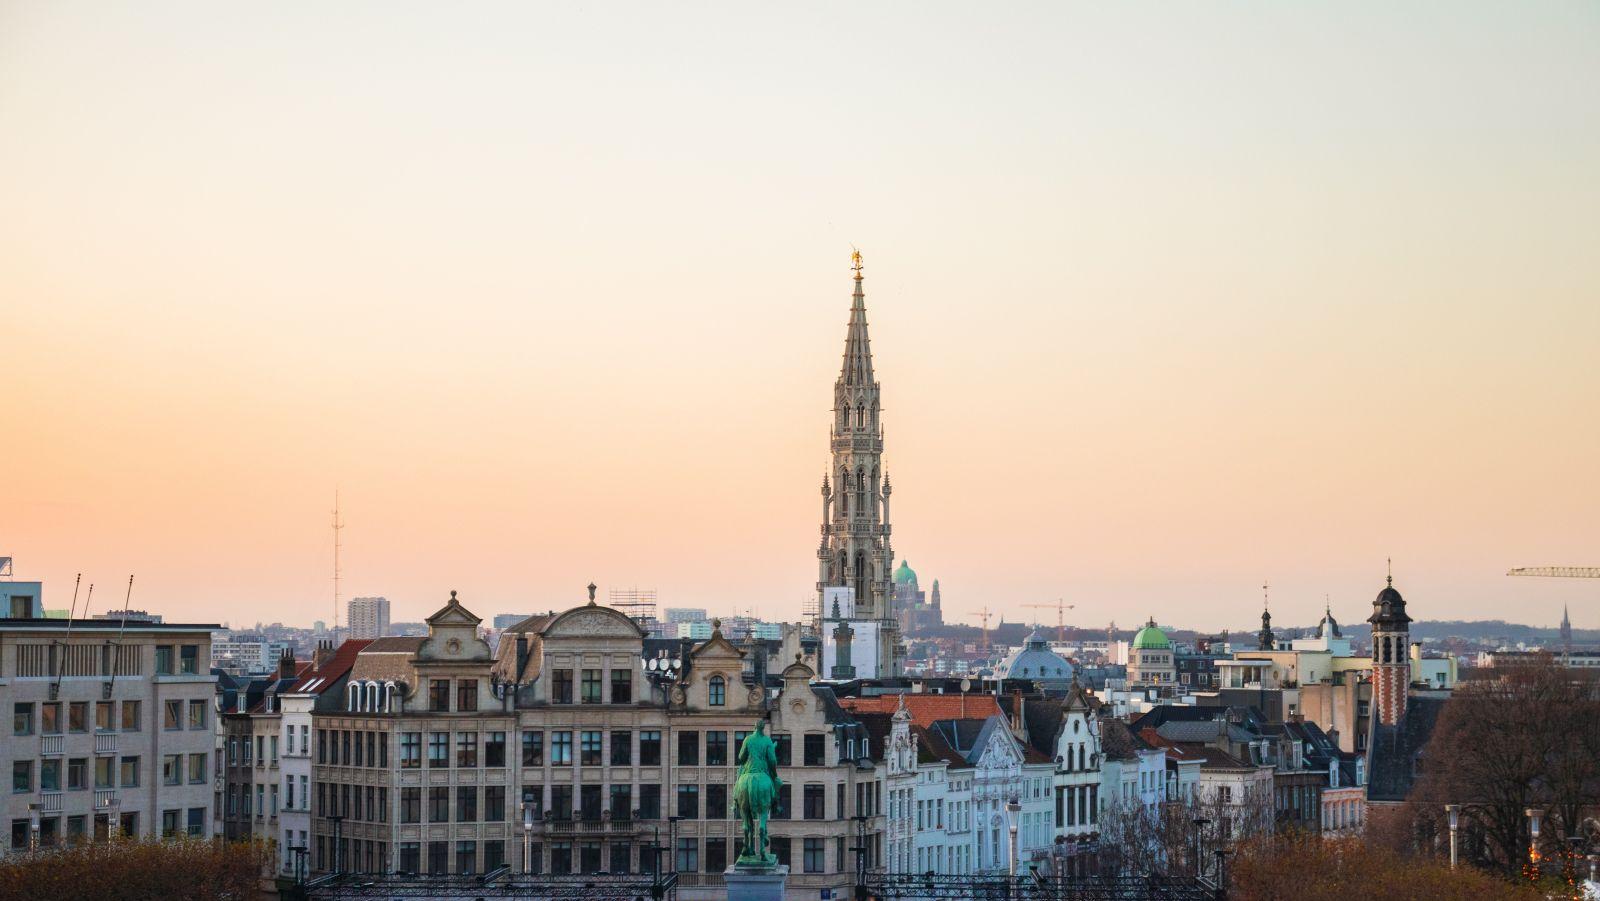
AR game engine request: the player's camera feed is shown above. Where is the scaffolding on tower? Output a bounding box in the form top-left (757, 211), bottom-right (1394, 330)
top-left (608, 588), bottom-right (659, 635)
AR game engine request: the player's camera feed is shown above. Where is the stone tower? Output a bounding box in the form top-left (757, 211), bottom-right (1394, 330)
top-left (1368, 569), bottom-right (1412, 727)
top-left (816, 252), bottom-right (902, 676)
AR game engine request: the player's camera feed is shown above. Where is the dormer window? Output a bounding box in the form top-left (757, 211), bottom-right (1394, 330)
top-left (709, 675), bottom-right (726, 707)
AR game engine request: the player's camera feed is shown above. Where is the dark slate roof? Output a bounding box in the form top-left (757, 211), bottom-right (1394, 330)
top-left (914, 724), bottom-right (972, 770)
top-left (1367, 695), bottom-right (1445, 802)
top-left (1099, 716), bottom-right (1148, 761)
top-left (995, 692), bottom-right (1064, 760)
top-left (853, 711), bottom-right (894, 760)
top-left (1131, 704), bottom-right (1266, 734)
top-left (363, 637), bottom-right (426, 653)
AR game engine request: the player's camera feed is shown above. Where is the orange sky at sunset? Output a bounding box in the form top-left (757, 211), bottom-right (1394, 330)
top-left (3, 3), bottom-right (1597, 632)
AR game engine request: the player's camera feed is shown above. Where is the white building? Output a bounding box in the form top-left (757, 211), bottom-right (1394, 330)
top-left (2, 617), bottom-right (218, 848)
top-left (347, 598), bottom-right (390, 641)
top-left (274, 639), bottom-right (369, 879)
top-left (1050, 682), bottom-right (1104, 877)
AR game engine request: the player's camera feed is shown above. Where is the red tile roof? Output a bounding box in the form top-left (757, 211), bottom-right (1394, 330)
top-left (288, 639), bottom-right (374, 693)
top-left (839, 693), bottom-right (1003, 729)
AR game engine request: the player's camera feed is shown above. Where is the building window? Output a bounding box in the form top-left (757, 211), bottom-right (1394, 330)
top-left (400, 733), bottom-right (421, 769)
top-left (484, 840), bottom-right (505, 872)
top-left (610, 731), bottom-right (632, 766)
top-left (456, 680), bottom-right (478, 713)
top-left (179, 645), bottom-right (198, 674)
top-left (401, 788), bottom-right (421, 823)
top-left (580, 784), bottom-right (603, 821)
top-left (12, 704), bottom-right (32, 737)
top-left (427, 841), bottom-right (448, 875)
top-left (771, 836), bottom-right (791, 867)
top-left (154, 646), bottom-right (173, 675)
top-left (399, 842), bottom-right (420, 873)
top-left (485, 785), bottom-right (505, 822)
top-left (162, 755), bottom-right (180, 786)
top-left (610, 785), bottom-right (632, 819)
top-left (638, 785), bottom-right (660, 819)
top-left (456, 840), bottom-right (477, 875)
top-left (67, 702), bottom-right (87, 733)
top-left (187, 700), bottom-right (206, 730)
top-left (551, 670), bottom-right (573, 704)
top-left (803, 734), bottom-right (825, 766)
top-left (705, 837), bottom-right (727, 873)
top-left (610, 841), bottom-right (631, 875)
top-left (774, 734), bottom-right (792, 766)
top-left (581, 669), bottom-right (602, 704)
top-left (12, 761), bottom-right (31, 793)
top-left (428, 787), bottom-right (449, 822)
top-left (522, 731), bottom-right (544, 766)
top-left (550, 841), bottom-right (572, 875)
top-left (675, 838), bottom-right (698, 873)
top-left (457, 786), bottom-right (478, 823)
top-left (706, 731), bottom-right (728, 767)
top-left (551, 732), bottom-right (573, 766)
top-left (678, 731), bottom-right (698, 766)
top-left (774, 784), bottom-right (791, 819)
top-left (708, 675), bottom-right (726, 706)
top-left (428, 733), bottom-right (449, 768)
top-left (485, 732), bottom-right (506, 768)
top-left (639, 731), bottom-right (661, 766)
top-left (706, 784), bottom-right (726, 820)
top-left (676, 785), bottom-right (699, 819)
top-left (551, 785), bottom-right (573, 820)
top-left (803, 837), bottom-right (825, 873)
top-left (67, 757), bottom-right (86, 791)
top-left (428, 680), bottom-right (451, 712)
top-left (580, 731), bottom-right (602, 767)
top-left (456, 732), bottom-right (478, 768)
top-left (119, 756), bottom-right (139, 788)
top-left (611, 670), bottom-right (632, 704)
top-left (121, 700), bottom-right (140, 732)
top-left (803, 784), bottom-right (825, 819)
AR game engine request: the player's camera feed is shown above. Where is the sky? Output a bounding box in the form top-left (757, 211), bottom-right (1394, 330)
top-left (2, 2), bottom-right (1598, 633)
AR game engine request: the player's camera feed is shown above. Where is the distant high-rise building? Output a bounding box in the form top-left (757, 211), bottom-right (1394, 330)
top-left (347, 596), bottom-right (390, 640)
top-left (664, 608), bottom-right (707, 624)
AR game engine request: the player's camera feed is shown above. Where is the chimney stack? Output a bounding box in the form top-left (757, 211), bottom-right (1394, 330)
top-left (313, 639), bottom-right (334, 670)
top-left (278, 648), bottom-right (297, 680)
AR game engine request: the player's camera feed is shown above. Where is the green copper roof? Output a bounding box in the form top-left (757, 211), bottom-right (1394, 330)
top-left (893, 560), bottom-right (917, 585)
top-left (1132, 621), bottom-right (1169, 650)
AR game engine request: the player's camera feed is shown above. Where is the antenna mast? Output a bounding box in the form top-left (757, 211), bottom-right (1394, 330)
top-left (332, 491), bottom-right (344, 635)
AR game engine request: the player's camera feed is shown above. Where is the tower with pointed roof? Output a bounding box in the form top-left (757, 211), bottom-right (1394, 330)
top-left (1368, 565), bottom-right (1412, 727)
top-left (1258, 584), bottom-right (1276, 652)
top-left (1560, 604), bottom-right (1573, 660)
top-left (816, 252), bottom-right (902, 676)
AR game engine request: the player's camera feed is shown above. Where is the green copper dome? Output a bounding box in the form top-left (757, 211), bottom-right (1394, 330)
top-left (893, 560), bottom-right (917, 585)
top-left (1131, 618), bottom-right (1170, 650)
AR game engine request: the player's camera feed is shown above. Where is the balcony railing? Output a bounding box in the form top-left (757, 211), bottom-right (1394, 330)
top-left (539, 815), bottom-right (642, 834)
top-left (41, 735), bottom-right (64, 756)
top-left (94, 790), bottom-right (117, 810)
top-left (40, 792), bottom-right (63, 813)
top-left (95, 733), bottom-right (118, 755)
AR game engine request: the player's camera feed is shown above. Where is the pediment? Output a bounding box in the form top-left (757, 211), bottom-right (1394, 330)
top-left (542, 605), bottom-right (646, 640)
top-left (426, 593), bottom-right (483, 626)
top-left (691, 633), bottom-right (746, 661)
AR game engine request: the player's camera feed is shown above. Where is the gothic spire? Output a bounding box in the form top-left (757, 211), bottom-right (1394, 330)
top-left (839, 251), bottom-right (875, 388)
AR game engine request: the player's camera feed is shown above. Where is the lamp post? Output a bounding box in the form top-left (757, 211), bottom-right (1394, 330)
top-left (328, 814), bottom-right (344, 875)
top-left (106, 798), bottom-right (120, 841)
top-left (1444, 804), bottom-right (1460, 870)
top-left (1524, 808), bottom-right (1541, 880)
top-left (27, 803), bottom-right (40, 853)
top-left (668, 815), bottom-right (683, 874)
top-left (1005, 798), bottom-right (1021, 878)
top-left (523, 800), bottom-right (535, 874)
top-left (1192, 817), bottom-right (1211, 878)
top-left (851, 814), bottom-right (869, 901)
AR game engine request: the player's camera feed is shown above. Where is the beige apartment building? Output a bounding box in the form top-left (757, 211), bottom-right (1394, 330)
top-left (1, 617), bottom-right (218, 850)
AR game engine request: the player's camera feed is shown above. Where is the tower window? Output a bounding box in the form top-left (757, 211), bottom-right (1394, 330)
top-left (708, 676), bottom-right (725, 707)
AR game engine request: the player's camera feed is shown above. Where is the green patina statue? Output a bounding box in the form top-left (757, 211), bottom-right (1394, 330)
top-left (731, 720), bottom-right (783, 868)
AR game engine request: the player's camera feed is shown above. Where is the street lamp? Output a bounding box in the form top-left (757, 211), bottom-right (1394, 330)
top-left (668, 816), bottom-right (684, 874)
top-left (1524, 808), bottom-right (1541, 877)
top-left (1443, 805), bottom-right (1460, 870)
top-left (1005, 798), bottom-right (1021, 878)
top-left (523, 801), bottom-right (535, 874)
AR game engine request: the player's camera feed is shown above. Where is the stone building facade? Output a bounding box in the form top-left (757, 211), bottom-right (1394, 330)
top-left (1, 617), bottom-right (217, 850)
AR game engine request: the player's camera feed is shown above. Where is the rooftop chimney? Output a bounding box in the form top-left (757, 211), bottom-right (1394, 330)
top-left (278, 648), bottom-right (297, 680)
top-left (312, 639), bottom-right (334, 670)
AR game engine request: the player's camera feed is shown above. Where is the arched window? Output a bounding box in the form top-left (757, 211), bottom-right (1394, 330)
top-left (709, 675), bottom-right (726, 707)
top-left (347, 681), bottom-right (362, 712)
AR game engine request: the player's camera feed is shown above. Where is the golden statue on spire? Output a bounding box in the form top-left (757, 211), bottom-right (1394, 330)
top-left (850, 247), bottom-right (863, 273)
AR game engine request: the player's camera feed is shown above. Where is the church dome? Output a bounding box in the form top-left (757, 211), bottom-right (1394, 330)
top-left (893, 560), bottom-right (917, 585)
top-left (1317, 608), bottom-right (1342, 639)
top-left (1368, 577), bottom-right (1412, 626)
top-left (996, 631), bottom-right (1074, 684)
top-left (1132, 619), bottom-right (1170, 650)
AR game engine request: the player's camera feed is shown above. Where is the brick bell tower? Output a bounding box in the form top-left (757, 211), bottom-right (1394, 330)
top-left (1367, 562), bottom-right (1412, 727)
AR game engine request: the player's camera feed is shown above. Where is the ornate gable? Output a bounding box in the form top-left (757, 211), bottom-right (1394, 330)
top-left (541, 604), bottom-right (647, 640)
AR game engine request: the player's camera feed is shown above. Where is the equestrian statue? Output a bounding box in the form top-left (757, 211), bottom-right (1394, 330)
top-left (732, 720), bottom-right (782, 868)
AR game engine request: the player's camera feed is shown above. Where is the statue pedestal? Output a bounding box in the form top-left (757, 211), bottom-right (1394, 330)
top-left (724, 864), bottom-right (789, 901)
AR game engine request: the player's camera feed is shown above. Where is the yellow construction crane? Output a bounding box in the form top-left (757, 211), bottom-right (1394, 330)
top-left (1021, 599), bottom-right (1076, 643)
top-left (967, 607), bottom-right (993, 651)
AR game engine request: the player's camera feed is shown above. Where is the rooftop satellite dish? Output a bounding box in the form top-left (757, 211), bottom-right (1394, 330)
top-left (646, 659), bottom-right (658, 672)
top-left (960, 678), bottom-right (972, 693)
top-left (672, 659), bottom-right (682, 670)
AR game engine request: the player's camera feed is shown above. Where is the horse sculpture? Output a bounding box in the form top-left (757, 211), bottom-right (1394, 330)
top-left (732, 720), bottom-right (782, 868)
